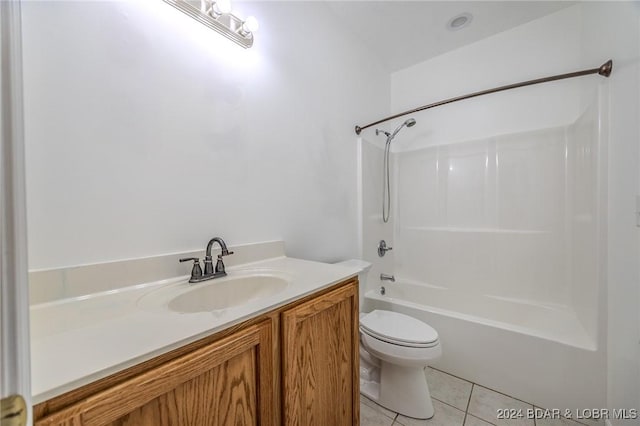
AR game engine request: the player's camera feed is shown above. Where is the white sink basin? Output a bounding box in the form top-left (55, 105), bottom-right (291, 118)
top-left (169, 275), bottom-right (289, 313)
top-left (137, 269), bottom-right (291, 314)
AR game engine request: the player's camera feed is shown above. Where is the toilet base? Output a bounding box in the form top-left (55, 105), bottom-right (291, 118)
top-left (360, 358), bottom-right (434, 419)
top-left (360, 378), bottom-right (380, 401)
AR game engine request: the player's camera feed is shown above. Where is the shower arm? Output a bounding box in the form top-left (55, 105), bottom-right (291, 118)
top-left (354, 60), bottom-right (613, 135)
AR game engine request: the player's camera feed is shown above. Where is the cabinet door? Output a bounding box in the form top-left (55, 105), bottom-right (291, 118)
top-left (281, 280), bottom-right (359, 426)
top-left (37, 321), bottom-right (275, 426)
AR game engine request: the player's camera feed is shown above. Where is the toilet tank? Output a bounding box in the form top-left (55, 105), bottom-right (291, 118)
top-left (334, 259), bottom-right (372, 308)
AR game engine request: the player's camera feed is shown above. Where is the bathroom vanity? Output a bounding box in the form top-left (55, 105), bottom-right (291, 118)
top-left (29, 242), bottom-right (360, 425)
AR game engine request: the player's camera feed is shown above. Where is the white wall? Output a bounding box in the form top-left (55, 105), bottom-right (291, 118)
top-left (577, 2), bottom-right (640, 424)
top-left (388, 5), bottom-right (583, 152)
top-left (20, 1), bottom-right (389, 270)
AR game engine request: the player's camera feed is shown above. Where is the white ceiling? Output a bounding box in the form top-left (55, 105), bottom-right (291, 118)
top-left (324, 1), bottom-right (575, 72)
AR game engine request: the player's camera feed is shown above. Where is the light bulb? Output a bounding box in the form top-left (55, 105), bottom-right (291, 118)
top-left (212, 0), bottom-right (231, 16)
top-left (241, 16), bottom-right (259, 34)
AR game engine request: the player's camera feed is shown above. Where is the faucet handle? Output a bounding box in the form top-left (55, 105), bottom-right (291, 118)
top-left (219, 250), bottom-right (234, 257)
top-left (214, 255), bottom-right (227, 275)
top-left (179, 257), bottom-right (203, 280)
top-left (378, 240), bottom-right (393, 257)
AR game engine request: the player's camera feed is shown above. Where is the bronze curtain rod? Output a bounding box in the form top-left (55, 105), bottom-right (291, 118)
top-left (354, 59), bottom-right (613, 135)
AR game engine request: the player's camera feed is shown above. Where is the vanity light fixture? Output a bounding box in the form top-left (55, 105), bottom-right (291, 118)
top-left (210, 0), bottom-right (231, 17)
top-left (239, 16), bottom-right (259, 37)
top-left (163, 0), bottom-right (258, 48)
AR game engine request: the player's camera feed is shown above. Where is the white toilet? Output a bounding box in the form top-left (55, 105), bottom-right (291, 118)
top-left (336, 259), bottom-right (442, 419)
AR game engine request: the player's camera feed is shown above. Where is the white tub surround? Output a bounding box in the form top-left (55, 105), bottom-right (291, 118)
top-left (29, 241), bottom-right (360, 404)
top-left (369, 280), bottom-right (593, 351)
top-left (362, 96), bottom-right (607, 416)
top-left (365, 283), bottom-right (605, 416)
top-left (392, 116), bottom-right (602, 346)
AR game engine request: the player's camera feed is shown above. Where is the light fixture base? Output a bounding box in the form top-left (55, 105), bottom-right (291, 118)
top-left (163, 0), bottom-right (254, 48)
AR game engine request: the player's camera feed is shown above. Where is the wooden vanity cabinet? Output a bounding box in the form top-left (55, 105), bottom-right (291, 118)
top-left (36, 320), bottom-right (275, 426)
top-left (281, 281), bottom-right (360, 426)
top-left (34, 278), bottom-right (358, 426)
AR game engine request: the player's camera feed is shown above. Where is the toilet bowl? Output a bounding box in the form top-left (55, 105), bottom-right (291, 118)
top-left (335, 259), bottom-right (442, 419)
top-left (360, 309), bottom-right (442, 418)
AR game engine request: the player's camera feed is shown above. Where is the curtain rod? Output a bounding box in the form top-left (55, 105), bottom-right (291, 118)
top-left (354, 59), bottom-right (613, 135)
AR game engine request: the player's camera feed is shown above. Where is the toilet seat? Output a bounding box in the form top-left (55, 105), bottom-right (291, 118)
top-left (360, 310), bottom-right (439, 348)
top-left (360, 329), bottom-right (442, 368)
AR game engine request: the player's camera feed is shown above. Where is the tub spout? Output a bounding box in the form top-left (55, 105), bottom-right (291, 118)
top-left (380, 273), bottom-right (395, 282)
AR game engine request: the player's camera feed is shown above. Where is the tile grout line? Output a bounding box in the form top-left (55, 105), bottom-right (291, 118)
top-left (467, 380), bottom-right (534, 407)
top-left (434, 368), bottom-right (539, 423)
top-left (430, 366), bottom-right (474, 386)
top-left (533, 405), bottom-right (536, 426)
top-left (367, 367), bottom-right (591, 426)
top-left (430, 367), bottom-right (536, 408)
top-left (361, 396), bottom-right (398, 424)
top-left (534, 404), bottom-right (595, 426)
top-left (463, 383), bottom-right (474, 425)
top-left (466, 413), bottom-right (498, 426)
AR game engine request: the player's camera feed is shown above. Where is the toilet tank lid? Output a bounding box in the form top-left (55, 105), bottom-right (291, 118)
top-left (360, 310), bottom-right (439, 345)
top-left (334, 259), bottom-right (372, 273)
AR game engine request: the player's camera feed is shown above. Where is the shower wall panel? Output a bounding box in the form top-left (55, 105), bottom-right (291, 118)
top-left (359, 139), bottom-right (393, 294)
top-left (567, 101), bottom-right (600, 341)
top-left (395, 127), bottom-right (571, 307)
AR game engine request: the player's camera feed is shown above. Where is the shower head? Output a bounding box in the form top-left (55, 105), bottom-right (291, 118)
top-left (380, 117), bottom-right (417, 223)
top-left (389, 118), bottom-right (417, 140)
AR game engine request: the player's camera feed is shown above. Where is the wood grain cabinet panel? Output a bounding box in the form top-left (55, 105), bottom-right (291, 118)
top-left (37, 321), bottom-right (274, 426)
top-left (108, 348), bottom-right (257, 426)
top-left (281, 281), bottom-right (359, 426)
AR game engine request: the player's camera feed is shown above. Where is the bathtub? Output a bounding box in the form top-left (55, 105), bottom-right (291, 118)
top-left (364, 280), bottom-right (606, 415)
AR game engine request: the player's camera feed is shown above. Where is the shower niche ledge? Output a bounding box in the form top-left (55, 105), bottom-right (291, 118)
top-left (404, 226), bottom-right (550, 234)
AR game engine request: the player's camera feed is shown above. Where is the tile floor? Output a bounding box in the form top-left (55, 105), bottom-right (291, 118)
top-left (360, 367), bottom-right (600, 426)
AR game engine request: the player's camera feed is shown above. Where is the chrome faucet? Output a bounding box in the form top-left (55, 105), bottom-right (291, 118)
top-left (205, 237), bottom-right (233, 276)
top-left (380, 273), bottom-right (395, 282)
top-left (180, 237), bottom-right (234, 283)
top-left (378, 240), bottom-right (393, 257)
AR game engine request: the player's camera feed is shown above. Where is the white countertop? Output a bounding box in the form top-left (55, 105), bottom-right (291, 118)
top-left (30, 256), bottom-right (359, 404)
